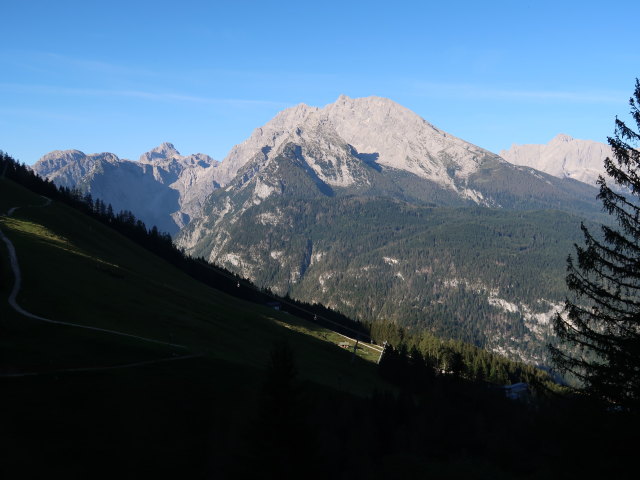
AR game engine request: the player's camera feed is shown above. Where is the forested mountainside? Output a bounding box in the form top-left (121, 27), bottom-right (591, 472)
top-left (178, 117), bottom-right (603, 365)
top-left (182, 194), bottom-right (590, 364)
top-left (2, 143), bottom-right (635, 479)
top-left (33, 96), bottom-right (607, 365)
top-left (1, 150), bottom-right (559, 388)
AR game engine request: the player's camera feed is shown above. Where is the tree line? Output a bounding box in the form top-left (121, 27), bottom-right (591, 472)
top-left (1, 150), bottom-right (560, 389)
top-left (373, 320), bottom-right (555, 392)
top-left (0, 151), bottom-right (369, 339)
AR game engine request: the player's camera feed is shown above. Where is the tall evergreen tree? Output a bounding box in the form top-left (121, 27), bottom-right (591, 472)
top-left (551, 79), bottom-right (640, 409)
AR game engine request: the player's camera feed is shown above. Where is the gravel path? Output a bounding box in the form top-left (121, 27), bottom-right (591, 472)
top-left (0, 196), bottom-right (194, 376)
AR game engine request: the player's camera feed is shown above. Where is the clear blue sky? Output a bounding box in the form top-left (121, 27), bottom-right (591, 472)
top-left (1, 0), bottom-right (638, 164)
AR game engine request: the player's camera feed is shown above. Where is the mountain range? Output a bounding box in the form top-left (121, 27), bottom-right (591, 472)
top-left (33, 143), bottom-right (219, 234)
top-left (500, 133), bottom-right (614, 188)
top-left (31, 95), bottom-right (612, 364)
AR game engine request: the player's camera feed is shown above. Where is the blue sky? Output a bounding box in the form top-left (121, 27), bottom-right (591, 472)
top-left (1, 0), bottom-right (638, 164)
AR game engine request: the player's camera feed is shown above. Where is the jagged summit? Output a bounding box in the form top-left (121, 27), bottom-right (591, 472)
top-left (550, 133), bottom-right (574, 144)
top-left (32, 149), bottom-right (123, 189)
top-left (214, 94), bottom-right (502, 194)
top-left (35, 95), bottom-right (502, 203)
top-left (33, 143), bottom-right (219, 234)
top-left (34, 95), bottom-right (604, 241)
top-left (39, 149), bottom-right (122, 163)
top-left (500, 134), bottom-right (613, 187)
top-left (139, 142), bottom-right (180, 163)
top-left (41, 148), bottom-right (85, 159)
top-left (137, 143), bottom-right (217, 171)
top-left (321, 95), bottom-right (494, 181)
top-left (214, 102), bottom-right (319, 184)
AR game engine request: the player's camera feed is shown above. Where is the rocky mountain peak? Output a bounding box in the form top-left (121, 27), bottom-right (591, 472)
top-left (139, 142), bottom-right (181, 163)
top-left (549, 133), bottom-right (574, 144)
top-left (158, 141), bottom-right (179, 153)
top-left (32, 149), bottom-right (125, 190)
top-left (318, 95), bottom-right (498, 185)
top-left (500, 135), bottom-right (613, 187)
top-left (41, 148), bottom-right (85, 160)
top-left (215, 95), bottom-right (500, 196)
top-left (214, 102), bottom-right (320, 184)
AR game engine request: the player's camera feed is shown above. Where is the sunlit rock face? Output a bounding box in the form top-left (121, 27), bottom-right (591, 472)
top-left (33, 143), bottom-right (219, 234)
top-left (212, 94), bottom-right (506, 197)
top-left (35, 97), bottom-right (607, 240)
top-left (500, 134), bottom-right (614, 188)
top-left (35, 96), bottom-right (608, 365)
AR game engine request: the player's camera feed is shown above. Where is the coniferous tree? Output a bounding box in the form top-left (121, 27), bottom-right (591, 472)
top-left (551, 79), bottom-right (640, 409)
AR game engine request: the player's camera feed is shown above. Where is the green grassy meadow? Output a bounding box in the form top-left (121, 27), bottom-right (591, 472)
top-left (0, 177), bottom-right (393, 478)
top-left (0, 178), bottom-right (383, 393)
top-left (3, 177), bottom-right (638, 480)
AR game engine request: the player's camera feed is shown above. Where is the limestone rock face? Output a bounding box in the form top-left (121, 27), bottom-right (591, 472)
top-left (32, 144), bottom-right (219, 234)
top-left (500, 134), bottom-right (614, 187)
top-left (322, 95), bottom-right (495, 183)
top-left (34, 150), bottom-right (120, 188)
top-left (34, 97), bottom-right (608, 241)
top-left (34, 95), bottom-right (507, 236)
top-left (33, 96), bottom-right (610, 365)
top-left (211, 95), bottom-right (503, 198)
top-left (214, 103), bottom-right (319, 185)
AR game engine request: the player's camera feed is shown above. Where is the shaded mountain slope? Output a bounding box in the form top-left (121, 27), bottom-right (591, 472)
top-left (0, 177), bottom-right (381, 390)
top-left (32, 143), bottom-right (219, 234)
top-left (176, 104), bottom-right (604, 364)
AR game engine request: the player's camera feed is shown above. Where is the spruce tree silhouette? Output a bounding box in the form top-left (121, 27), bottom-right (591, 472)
top-left (552, 79), bottom-right (640, 409)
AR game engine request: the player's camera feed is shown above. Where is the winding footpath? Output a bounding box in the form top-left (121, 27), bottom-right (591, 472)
top-left (0, 196), bottom-right (196, 377)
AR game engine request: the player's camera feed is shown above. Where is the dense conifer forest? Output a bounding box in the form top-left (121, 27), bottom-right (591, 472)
top-left (2, 150), bottom-right (638, 478)
top-left (188, 190), bottom-right (593, 362)
top-left (1, 151), bottom-right (561, 387)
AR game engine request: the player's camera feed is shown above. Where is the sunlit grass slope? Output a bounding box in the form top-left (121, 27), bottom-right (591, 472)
top-left (0, 178), bottom-right (381, 394)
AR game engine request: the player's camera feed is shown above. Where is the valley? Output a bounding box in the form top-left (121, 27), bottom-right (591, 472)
top-left (31, 95), bottom-right (612, 366)
top-left (1, 145), bottom-right (635, 479)
top-left (0, 177), bottom-right (381, 388)
top-left (4, 3), bottom-right (639, 477)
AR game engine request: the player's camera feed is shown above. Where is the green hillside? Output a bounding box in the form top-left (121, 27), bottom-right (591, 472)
top-left (0, 177), bottom-right (390, 478)
top-left (186, 191), bottom-right (596, 363)
top-left (2, 164), bottom-right (638, 480)
top-left (0, 177), bottom-right (382, 386)
top-left (179, 143), bottom-right (607, 365)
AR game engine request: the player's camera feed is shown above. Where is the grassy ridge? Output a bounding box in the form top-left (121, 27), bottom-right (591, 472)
top-left (0, 177), bottom-right (382, 393)
top-left (3, 167), bottom-right (638, 480)
top-left (1, 176), bottom-right (389, 478)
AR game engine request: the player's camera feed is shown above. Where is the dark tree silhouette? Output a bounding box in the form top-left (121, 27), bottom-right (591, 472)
top-left (263, 339), bottom-right (299, 409)
top-left (551, 79), bottom-right (640, 409)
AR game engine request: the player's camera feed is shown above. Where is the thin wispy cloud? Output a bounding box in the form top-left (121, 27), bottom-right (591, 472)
top-left (411, 82), bottom-right (624, 104)
top-left (0, 50), bottom-right (159, 82)
top-left (0, 83), bottom-right (288, 108)
top-left (2, 50), bottom-right (340, 92)
top-left (0, 106), bottom-right (81, 122)
top-left (43, 52), bottom-right (159, 78)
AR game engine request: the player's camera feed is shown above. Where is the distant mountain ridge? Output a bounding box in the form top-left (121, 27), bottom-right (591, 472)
top-left (500, 134), bottom-right (613, 188)
top-left (33, 98), bottom-right (608, 233)
top-left (31, 96), bottom-right (609, 364)
top-left (212, 95), bottom-right (510, 204)
top-left (173, 96), bottom-right (604, 364)
top-left (179, 96), bottom-right (602, 261)
top-left (33, 143), bottom-right (219, 234)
